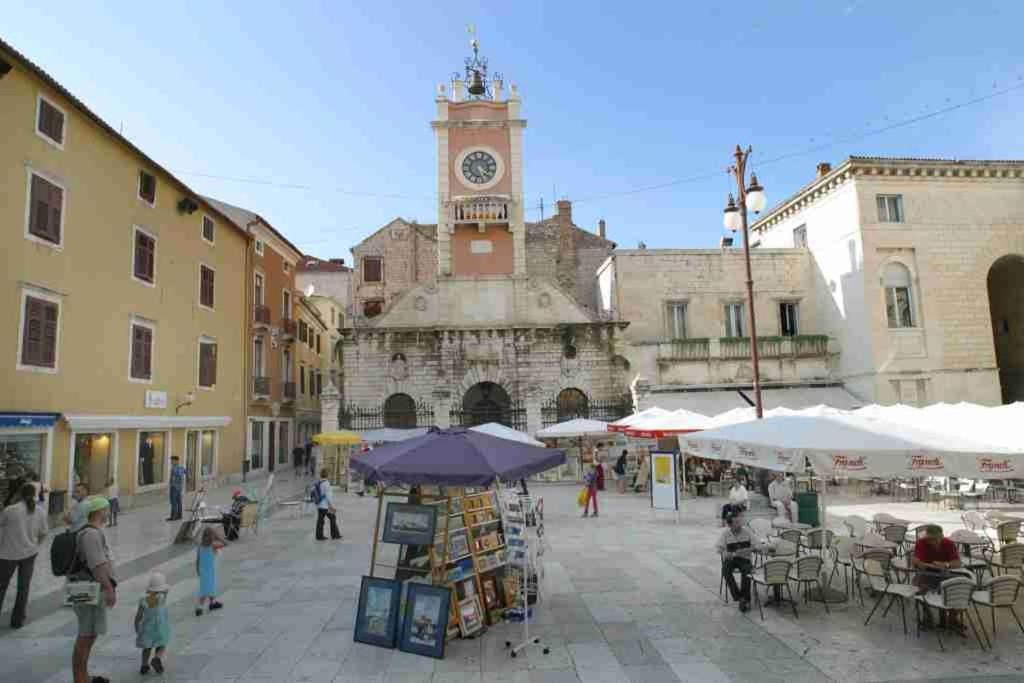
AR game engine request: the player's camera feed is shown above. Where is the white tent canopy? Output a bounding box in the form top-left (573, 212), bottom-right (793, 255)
top-left (608, 407), bottom-right (672, 432)
top-left (623, 408), bottom-right (710, 438)
top-left (470, 422), bottom-right (545, 447)
top-left (536, 418), bottom-right (609, 439)
top-left (854, 402), bottom-right (1023, 452)
top-left (680, 413), bottom-right (1024, 478)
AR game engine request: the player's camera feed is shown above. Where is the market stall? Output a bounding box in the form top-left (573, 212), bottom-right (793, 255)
top-left (535, 418), bottom-right (612, 481)
top-left (312, 429), bottom-right (363, 491)
top-left (350, 427), bottom-right (565, 659)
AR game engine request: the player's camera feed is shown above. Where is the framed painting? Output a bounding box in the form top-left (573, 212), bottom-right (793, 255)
top-left (383, 502), bottom-right (438, 546)
top-left (458, 595), bottom-right (485, 637)
top-left (398, 583), bottom-right (452, 659)
top-left (448, 530), bottom-right (471, 560)
top-left (481, 576), bottom-right (499, 610)
top-left (354, 576), bottom-right (402, 649)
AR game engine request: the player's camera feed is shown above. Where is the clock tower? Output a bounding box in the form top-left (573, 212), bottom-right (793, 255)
top-left (432, 40), bottom-right (526, 278)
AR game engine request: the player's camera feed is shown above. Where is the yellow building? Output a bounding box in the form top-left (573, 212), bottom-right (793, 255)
top-left (0, 38), bottom-right (250, 511)
top-left (294, 296), bottom-right (329, 447)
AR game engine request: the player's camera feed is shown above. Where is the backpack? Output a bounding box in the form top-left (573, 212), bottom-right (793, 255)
top-left (309, 481), bottom-right (323, 505)
top-left (50, 527), bottom-right (89, 578)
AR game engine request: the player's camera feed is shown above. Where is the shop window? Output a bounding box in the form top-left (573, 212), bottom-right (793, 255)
top-left (201, 430), bottom-right (216, 478)
top-left (250, 421), bottom-right (264, 470)
top-left (0, 434), bottom-right (46, 505)
top-left (137, 431), bottom-right (167, 487)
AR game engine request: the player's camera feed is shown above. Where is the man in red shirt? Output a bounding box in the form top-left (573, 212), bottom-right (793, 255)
top-left (912, 525), bottom-right (962, 628)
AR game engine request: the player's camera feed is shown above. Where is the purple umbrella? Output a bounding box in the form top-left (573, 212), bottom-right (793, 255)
top-left (351, 427), bottom-right (566, 486)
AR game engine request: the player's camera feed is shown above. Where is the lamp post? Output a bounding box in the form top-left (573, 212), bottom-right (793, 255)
top-left (723, 145), bottom-right (767, 418)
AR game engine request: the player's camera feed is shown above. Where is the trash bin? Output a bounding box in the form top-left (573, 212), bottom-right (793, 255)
top-left (796, 491), bottom-right (819, 527)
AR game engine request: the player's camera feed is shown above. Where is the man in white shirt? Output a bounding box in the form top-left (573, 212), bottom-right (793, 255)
top-left (716, 508), bottom-right (754, 612)
top-left (313, 469), bottom-right (341, 541)
top-left (722, 482), bottom-right (749, 524)
top-left (768, 473), bottom-right (798, 522)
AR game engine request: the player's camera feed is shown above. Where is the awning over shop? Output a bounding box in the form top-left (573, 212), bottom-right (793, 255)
top-left (758, 386), bottom-right (863, 410)
top-left (0, 413), bottom-right (60, 429)
top-left (63, 415), bottom-right (232, 431)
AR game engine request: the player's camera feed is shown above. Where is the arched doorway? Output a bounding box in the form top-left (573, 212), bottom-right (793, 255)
top-left (987, 255), bottom-right (1024, 404)
top-left (557, 388), bottom-right (590, 421)
top-left (383, 393), bottom-right (417, 429)
top-left (461, 382), bottom-right (512, 426)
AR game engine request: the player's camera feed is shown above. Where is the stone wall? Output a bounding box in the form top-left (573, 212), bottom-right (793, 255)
top-left (350, 219), bottom-right (437, 321)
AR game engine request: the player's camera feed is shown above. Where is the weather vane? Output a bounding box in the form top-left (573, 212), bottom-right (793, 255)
top-left (454, 23), bottom-right (500, 99)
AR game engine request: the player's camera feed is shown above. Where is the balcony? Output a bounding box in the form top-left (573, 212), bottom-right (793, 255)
top-left (653, 334), bottom-right (837, 386)
top-left (253, 305), bottom-right (271, 329)
top-left (280, 317), bottom-right (297, 341)
top-left (447, 195), bottom-right (512, 231)
top-left (252, 376), bottom-right (271, 399)
top-left (283, 381), bottom-right (296, 401)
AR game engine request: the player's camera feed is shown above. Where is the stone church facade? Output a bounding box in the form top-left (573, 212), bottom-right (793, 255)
top-left (331, 51), bottom-right (632, 436)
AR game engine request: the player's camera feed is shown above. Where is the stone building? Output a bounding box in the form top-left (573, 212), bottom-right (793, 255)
top-left (332, 47), bottom-right (630, 436)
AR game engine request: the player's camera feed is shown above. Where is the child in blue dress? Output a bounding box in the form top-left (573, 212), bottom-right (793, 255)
top-left (195, 526), bottom-right (225, 616)
top-left (134, 571), bottom-right (171, 674)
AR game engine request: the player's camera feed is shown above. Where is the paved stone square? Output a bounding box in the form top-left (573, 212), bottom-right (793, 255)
top-left (4, 483), bottom-right (1024, 682)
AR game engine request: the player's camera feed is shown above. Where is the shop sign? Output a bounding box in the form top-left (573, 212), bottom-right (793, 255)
top-left (908, 454), bottom-right (944, 471)
top-left (832, 454), bottom-right (867, 471)
top-left (144, 391), bottom-right (168, 409)
top-left (977, 457), bottom-right (1013, 474)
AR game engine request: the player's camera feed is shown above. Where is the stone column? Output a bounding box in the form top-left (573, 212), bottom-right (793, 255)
top-left (320, 381), bottom-right (341, 433)
top-left (526, 396), bottom-right (542, 438)
top-left (433, 389), bottom-right (452, 428)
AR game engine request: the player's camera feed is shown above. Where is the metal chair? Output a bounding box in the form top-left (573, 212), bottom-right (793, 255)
top-left (994, 520), bottom-right (1021, 549)
top-left (802, 528), bottom-right (834, 559)
top-left (844, 514), bottom-right (870, 538)
top-left (862, 557), bottom-right (917, 634)
top-left (238, 503), bottom-right (259, 536)
top-left (853, 548), bottom-right (894, 606)
top-left (751, 558), bottom-right (797, 620)
top-left (778, 528), bottom-right (802, 550)
top-left (915, 576), bottom-right (988, 651)
top-left (971, 575), bottom-right (1024, 649)
top-left (989, 542), bottom-right (1024, 577)
top-left (949, 529), bottom-right (993, 585)
top-left (872, 512), bottom-right (898, 532)
top-left (789, 556), bottom-right (830, 614)
top-left (882, 524), bottom-right (910, 556)
top-left (828, 536), bottom-right (856, 596)
top-left (961, 510), bottom-right (988, 533)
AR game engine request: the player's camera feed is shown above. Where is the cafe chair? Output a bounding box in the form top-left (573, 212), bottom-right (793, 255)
top-left (718, 553), bottom-right (745, 605)
top-left (989, 542), bottom-right (1024, 577)
top-left (882, 523), bottom-right (910, 556)
top-left (971, 575), bottom-right (1024, 649)
top-left (802, 528), bottom-right (835, 559)
top-left (915, 576), bottom-right (988, 651)
top-left (994, 520), bottom-right (1022, 550)
top-left (873, 512), bottom-right (898, 532)
top-left (961, 510), bottom-right (988, 533)
top-left (843, 514), bottom-right (870, 538)
top-left (752, 559), bottom-right (797, 620)
top-left (238, 503), bottom-right (259, 537)
top-left (949, 529), bottom-right (993, 585)
top-left (778, 528), bottom-right (802, 551)
top-left (853, 549), bottom-right (894, 606)
top-left (862, 557), bottom-right (916, 634)
top-left (789, 556), bottom-right (830, 614)
top-left (828, 537), bottom-right (857, 596)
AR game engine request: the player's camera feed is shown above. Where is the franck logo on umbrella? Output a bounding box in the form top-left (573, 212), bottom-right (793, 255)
top-left (908, 454), bottom-right (944, 471)
top-left (710, 441), bottom-right (723, 456)
top-left (978, 457), bottom-right (1013, 474)
top-left (832, 454), bottom-right (867, 471)
top-left (773, 449), bottom-right (792, 466)
top-left (736, 445), bottom-right (757, 461)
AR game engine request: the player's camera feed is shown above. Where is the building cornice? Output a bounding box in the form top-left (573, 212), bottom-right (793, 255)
top-left (431, 119), bottom-right (527, 130)
top-left (752, 157), bottom-right (1024, 234)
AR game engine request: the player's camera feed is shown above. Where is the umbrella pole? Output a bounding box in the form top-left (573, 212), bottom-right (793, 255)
top-left (369, 486), bottom-right (385, 577)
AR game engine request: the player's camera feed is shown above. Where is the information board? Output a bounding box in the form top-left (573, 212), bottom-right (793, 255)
top-left (650, 451), bottom-right (679, 511)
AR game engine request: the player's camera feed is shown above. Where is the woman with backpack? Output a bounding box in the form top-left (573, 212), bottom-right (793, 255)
top-left (0, 482), bottom-right (48, 628)
top-left (313, 469), bottom-right (341, 541)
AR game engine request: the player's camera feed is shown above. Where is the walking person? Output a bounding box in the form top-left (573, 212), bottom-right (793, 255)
top-left (105, 478), bottom-right (119, 528)
top-left (0, 482), bottom-right (48, 629)
top-left (313, 469), bottom-right (342, 540)
top-left (613, 450), bottom-right (628, 494)
top-left (71, 496), bottom-right (117, 683)
top-left (134, 572), bottom-right (171, 675)
top-left (195, 527), bottom-right (225, 616)
top-left (582, 463), bottom-right (599, 518)
top-left (167, 456), bottom-right (186, 522)
top-left (63, 483), bottom-right (89, 532)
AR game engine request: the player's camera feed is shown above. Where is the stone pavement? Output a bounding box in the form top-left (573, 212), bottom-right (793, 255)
top-left (3, 483), bottom-right (1024, 682)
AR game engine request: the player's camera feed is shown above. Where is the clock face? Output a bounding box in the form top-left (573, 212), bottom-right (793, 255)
top-left (461, 150), bottom-right (498, 185)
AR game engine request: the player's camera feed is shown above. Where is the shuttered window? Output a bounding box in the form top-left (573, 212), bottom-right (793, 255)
top-left (363, 257), bottom-right (383, 282)
top-left (138, 171), bottom-right (156, 204)
top-left (199, 265), bottom-right (215, 309)
top-left (315, 371), bottom-right (322, 397)
top-left (130, 324), bottom-right (153, 380)
top-left (21, 296), bottom-right (59, 368)
top-left (37, 98), bottom-right (65, 145)
top-left (201, 216), bottom-right (215, 243)
top-left (28, 173), bottom-right (63, 245)
top-left (299, 321), bottom-right (308, 343)
top-left (299, 365), bottom-right (305, 394)
top-left (134, 229), bottom-right (156, 283)
top-left (316, 333), bottom-right (321, 354)
top-left (198, 340), bottom-right (217, 388)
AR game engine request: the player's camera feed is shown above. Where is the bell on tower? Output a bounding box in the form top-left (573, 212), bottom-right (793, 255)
top-left (453, 28), bottom-right (501, 101)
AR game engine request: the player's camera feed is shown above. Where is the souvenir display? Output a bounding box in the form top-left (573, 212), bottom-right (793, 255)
top-left (354, 576), bottom-right (402, 649)
top-left (398, 583), bottom-right (452, 659)
top-left (458, 595), bottom-right (484, 637)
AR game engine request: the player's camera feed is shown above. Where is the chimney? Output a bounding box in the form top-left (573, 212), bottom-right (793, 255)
top-left (598, 219), bottom-right (606, 240)
top-left (555, 200), bottom-right (577, 292)
top-left (816, 162), bottom-right (832, 178)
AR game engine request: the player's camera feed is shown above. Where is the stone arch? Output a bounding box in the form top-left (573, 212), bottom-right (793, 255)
top-left (383, 393), bottom-right (417, 429)
top-left (454, 364), bottom-right (512, 402)
top-left (987, 254), bottom-right (1024, 403)
top-left (556, 388), bottom-right (590, 421)
top-left (461, 382), bottom-right (512, 426)
top-left (876, 257), bottom-right (921, 329)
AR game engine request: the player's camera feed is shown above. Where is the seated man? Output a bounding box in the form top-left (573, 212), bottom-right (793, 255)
top-left (768, 473), bottom-right (798, 522)
top-left (723, 481), bottom-right (749, 524)
top-left (912, 525), bottom-right (963, 627)
top-left (221, 490), bottom-right (251, 541)
top-left (716, 507), bottom-right (754, 612)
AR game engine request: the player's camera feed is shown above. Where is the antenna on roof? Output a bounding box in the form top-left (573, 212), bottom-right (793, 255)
top-left (539, 197), bottom-right (544, 220)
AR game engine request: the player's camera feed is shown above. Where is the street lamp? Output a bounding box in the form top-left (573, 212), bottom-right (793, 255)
top-left (723, 145), bottom-right (767, 418)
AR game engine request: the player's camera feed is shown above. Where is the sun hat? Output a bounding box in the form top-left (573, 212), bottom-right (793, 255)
top-left (147, 571), bottom-right (170, 593)
top-left (82, 495), bottom-right (110, 514)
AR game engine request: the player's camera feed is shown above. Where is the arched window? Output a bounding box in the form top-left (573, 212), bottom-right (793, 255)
top-left (883, 263), bottom-right (915, 328)
top-left (461, 382), bottom-right (511, 427)
top-left (383, 393), bottom-right (417, 429)
top-left (557, 388), bottom-right (589, 421)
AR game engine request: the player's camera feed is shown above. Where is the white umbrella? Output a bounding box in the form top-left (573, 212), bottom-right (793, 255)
top-left (469, 422), bottom-right (545, 447)
top-left (536, 418), bottom-right (609, 439)
top-left (623, 409), bottom-right (710, 438)
top-left (608, 407), bottom-right (671, 433)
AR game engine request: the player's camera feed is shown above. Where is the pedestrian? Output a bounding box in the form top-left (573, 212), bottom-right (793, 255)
top-left (195, 526), bottom-right (224, 616)
top-left (307, 442), bottom-right (318, 477)
top-left (613, 450), bottom-right (628, 493)
top-left (0, 482), bottom-right (48, 629)
top-left (134, 571), bottom-right (171, 675)
top-left (105, 478), bottom-right (119, 528)
top-left (63, 483), bottom-right (90, 532)
top-left (716, 506), bottom-right (754, 612)
top-left (292, 445), bottom-right (304, 473)
top-left (71, 496), bottom-right (117, 683)
top-left (313, 468), bottom-right (342, 541)
top-left (582, 463), bottom-right (599, 518)
top-left (595, 459), bottom-right (605, 491)
top-left (167, 456), bottom-right (186, 522)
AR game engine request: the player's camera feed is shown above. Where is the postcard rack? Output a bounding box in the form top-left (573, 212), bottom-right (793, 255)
top-left (500, 490), bottom-right (548, 658)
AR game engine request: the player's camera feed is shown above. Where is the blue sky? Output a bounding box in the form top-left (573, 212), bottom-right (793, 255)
top-left (5, 2), bottom-right (1023, 256)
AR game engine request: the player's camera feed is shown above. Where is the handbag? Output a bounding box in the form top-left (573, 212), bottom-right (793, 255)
top-left (64, 581), bottom-right (100, 607)
top-left (576, 487), bottom-right (588, 507)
